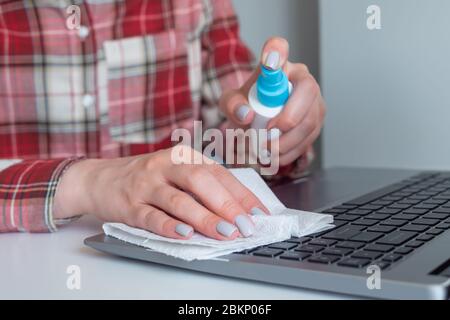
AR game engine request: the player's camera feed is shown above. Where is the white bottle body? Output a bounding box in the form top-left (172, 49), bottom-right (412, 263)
top-left (248, 81), bottom-right (293, 130)
top-left (248, 82), bottom-right (292, 163)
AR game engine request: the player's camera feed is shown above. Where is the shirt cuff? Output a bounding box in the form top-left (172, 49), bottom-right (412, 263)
top-left (0, 157), bottom-right (84, 233)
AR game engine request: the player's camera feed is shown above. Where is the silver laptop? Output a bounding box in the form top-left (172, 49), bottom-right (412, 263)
top-left (85, 167), bottom-right (450, 299)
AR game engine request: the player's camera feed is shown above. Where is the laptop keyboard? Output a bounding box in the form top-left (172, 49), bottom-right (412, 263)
top-left (235, 173), bottom-right (450, 272)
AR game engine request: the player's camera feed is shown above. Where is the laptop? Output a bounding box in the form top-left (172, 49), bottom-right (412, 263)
top-left (84, 167), bottom-right (450, 299)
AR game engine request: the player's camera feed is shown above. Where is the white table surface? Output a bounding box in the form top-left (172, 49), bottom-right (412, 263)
top-left (0, 215), bottom-right (352, 300)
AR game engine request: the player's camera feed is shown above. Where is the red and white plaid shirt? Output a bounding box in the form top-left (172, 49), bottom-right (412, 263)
top-left (0, 0), bottom-right (255, 232)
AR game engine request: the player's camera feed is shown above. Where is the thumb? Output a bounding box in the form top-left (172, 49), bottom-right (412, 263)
top-left (219, 89), bottom-right (255, 126)
top-left (260, 37), bottom-right (290, 70)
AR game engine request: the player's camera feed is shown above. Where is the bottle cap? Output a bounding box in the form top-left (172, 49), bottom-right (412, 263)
top-left (256, 65), bottom-right (290, 107)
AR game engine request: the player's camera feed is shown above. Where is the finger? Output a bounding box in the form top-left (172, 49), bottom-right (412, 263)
top-left (219, 68), bottom-right (259, 125)
top-left (167, 165), bottom-right (256, 237)
top-left (278, 127), bottom-right (321, 166)
top-left (268, 65), bottom-right (320, 132)
top-left (219, 89), bottom-right (254, 126)
top-left (260, 37), bottom-right (289, 70)
top-left (129, 205), bottom-right (194, 240)
top-left (206, 163), bottom-right (270, 216)
top-left (276, 99), bottom-right (321, 154)
top-left (150, 185), bottom-right (240, 240)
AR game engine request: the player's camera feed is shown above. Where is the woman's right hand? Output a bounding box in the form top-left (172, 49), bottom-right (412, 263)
top-left (53, 146), bottom-right (269, 240)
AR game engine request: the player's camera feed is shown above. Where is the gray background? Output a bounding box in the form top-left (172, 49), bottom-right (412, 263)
top-left (320, 0), bottom-right (450, 170)
top-left (235, 0), bottom-right (450, 171)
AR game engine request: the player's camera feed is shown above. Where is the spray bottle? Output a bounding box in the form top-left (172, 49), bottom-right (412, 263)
top-left (248, 65), bottom-right (292, 161)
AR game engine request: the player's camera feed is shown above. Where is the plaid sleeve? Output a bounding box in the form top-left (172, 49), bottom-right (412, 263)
top-left (0, 158), bottom-right (82, 233)
top-left (200, 0), bottom-right (255, 127)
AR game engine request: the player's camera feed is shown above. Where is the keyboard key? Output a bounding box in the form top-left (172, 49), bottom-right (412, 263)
top-left (382, 254), bottom-right (402, 263)
top-left (433, 207), bottom-right (450, 214)
top-left (416, 234), bottom-right (434, 242)
top-left (323, 225), bottom-right (364, 240)
top-left (352, 218), bottom-right (378, 227)
top-left (381, 196), bottom-right (403, 202)
top-left (366, 213), bottom-right (391, 220)
top-left (398, 199), bottom-right (421, 205)
top-left (334, 204), bottom-right (358, 210)
top-left (308, 255), bottom-right (339, 264)
top-left (403, 208), bottom-right (428, 215)
top-left (333, 220), bottom-right (348, 228)
top-left (235, 248), bottom-right (257, 255)
top-left (435, 196), bottom-right (450, 201)
top-left (295, 244), bottom-right (324, 253)
top-left (376, 231), bottom-right (417, 246)
top-left (308, 238), bottom-right (337, 247)
top-left (370, 200), bottom-right (394, 206)
top-left (322, 208), bottom-right (348, 214)
top-left (426, 228), bottom-right (444, 236)
top-left (394, 247), bottom-right (413, 255)
top-left (350, 232), bottom-right (383, 243)
top-left (346, 209), bottom-right (372, 216)
top-left (423, 212), bottom-right (449, 220)
top-left (424, 199), bottom-right (448, 205)
top-left (338, 258), bottom-right (371, 268)
top-left (279, 251), bottom-right (311, 261)
top-left (400, 224), bottom-right (429, 232)
top-left (373, 261), bottom-right (391, 270)
top-left (364, 244), bottom-right (394, 253)
top-left (359, 205), bottom-right (383, 211)
top-left (417, 191), bottom-right (439, 197)
top-left (376, 208), bottom-right (402, 215)
top-left (388, 203), bottom-right (412, 210)
top-left (253, 248), bottom-right (283, 257)
top-left (352, 251), bottom-right (382, 260)
top-left (268, 242), bottom-right (297, 250)
top-left (392, 191), bottom-right (414, 197)
top-left (392, 214), bottom-right (418, 221)
top-left (412, 218), bottom-right (440, 226)
top-left (322, 247), bottom-right (353, 256)
top-left (335, 241), bottom-right (365, 250)
top-left (405, 241), bottom-right (424, 248)
top-left (310, 229), bottom-right (333, 238)
top-left (414, 203), bottom-right (438, 210)
top-left (286, 237), bottom-right (311, 244)
top-left (409, 195), bottom-right (430, 200)
top-left (334, 214), bottom-right (360, 222)
top-left (436, 222), bottom-right (450, 230)
top-left (367, 225), bottom-right (396, 233)
top-left (380, 219), bottom-right (408, 227)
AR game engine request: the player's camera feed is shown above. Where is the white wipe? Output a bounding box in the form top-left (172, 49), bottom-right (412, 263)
top-left (103, 168), bottom-right (334, 261)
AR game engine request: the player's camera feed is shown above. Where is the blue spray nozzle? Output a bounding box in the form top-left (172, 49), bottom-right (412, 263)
top-left (256, 65), bottom-right (290, 107)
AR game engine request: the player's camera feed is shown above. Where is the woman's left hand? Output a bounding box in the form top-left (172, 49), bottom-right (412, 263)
top-left (220, 37), bottom-right (326, 167)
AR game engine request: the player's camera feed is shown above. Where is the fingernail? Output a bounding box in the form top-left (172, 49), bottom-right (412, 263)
top-left (265, 51), bottom-right (280, 70)
top-left (251, 207), bottom-right (267, 216)
top-left (216, 221), bottom-right (238, 238)
top-left (236, 105), bottom-right (250, 122)
top-left (175, 224), bottom-right (193, 237)
top-left (259, 149), bottom-right (271, 165)
top-left (235, 214), bottom-right (255, 237)
top-left (261, 149), bottom-right (271, 158)
top-left (268, 128), bottom-right (281, 140)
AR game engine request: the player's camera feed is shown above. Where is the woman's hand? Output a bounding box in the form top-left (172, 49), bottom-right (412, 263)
top-left (220, 37), bottom-right (326, 167)
top-left (53, 146), bottom-right (268, 240)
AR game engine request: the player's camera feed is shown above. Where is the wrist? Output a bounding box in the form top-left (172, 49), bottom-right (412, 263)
top-left (53, 158), bottom-right (105, 219)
